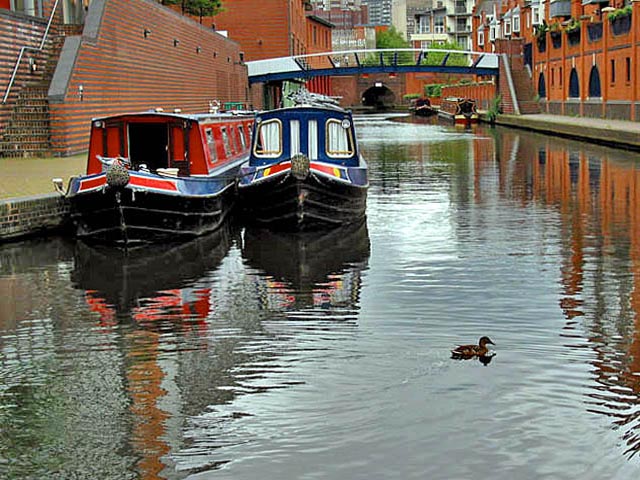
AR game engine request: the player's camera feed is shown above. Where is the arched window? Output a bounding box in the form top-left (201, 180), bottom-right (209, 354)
top-left (588, 66), bottom-right (602, 98)
top-left (538, 72), bottom-right (546, 98)
top-left (569, 68), bottom-right (580, 98)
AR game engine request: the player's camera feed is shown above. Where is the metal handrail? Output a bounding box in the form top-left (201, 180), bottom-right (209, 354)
top-left (2, 0), bottom-right (61, 104)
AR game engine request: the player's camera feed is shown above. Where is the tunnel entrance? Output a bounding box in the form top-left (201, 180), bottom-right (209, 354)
top-left (361, 84), bottom-right (396, 110)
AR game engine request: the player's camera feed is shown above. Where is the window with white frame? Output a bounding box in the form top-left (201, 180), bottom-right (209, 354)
top-left (532, 6), bottom-right (541, 26)
top-left (419, 16), bottom-right (431, 34)
top-left (513, 15), bottom-right (520, 32)
top-left (434, 15), bottom-right (445, 34)
top-left (504, 19), bottom-right (512, 36)
top-left (478, 30), bottom-right (485, 46)
top-left (489, 22), bottom-right (497, 42)
top-left (421, 40), bottom-right (432, 49)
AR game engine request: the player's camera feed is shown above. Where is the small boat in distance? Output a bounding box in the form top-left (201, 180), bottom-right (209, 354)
top-left (54, 108), bottom-right (254, 246)
top-left (410, 97), bottom-right (436, 117)
top-left (237, 92), bottom-right (368, 230)
top-left (437, 97), bottom-right (479, 126)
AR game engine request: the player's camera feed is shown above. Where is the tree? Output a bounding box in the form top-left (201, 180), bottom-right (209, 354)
top-left (160, 0), bottom-right (223, 23)
top-left (371, 27), bottom-right (413, 65)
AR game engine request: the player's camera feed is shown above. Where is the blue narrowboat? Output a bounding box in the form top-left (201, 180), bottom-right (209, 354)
top-left (55, 109), bottom-right (254, 246)
top-left (237, 104), bottom-right (368, 230)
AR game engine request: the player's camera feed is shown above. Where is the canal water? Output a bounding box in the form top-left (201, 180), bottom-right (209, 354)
top-left (2, 116), bottom-right (640, 479)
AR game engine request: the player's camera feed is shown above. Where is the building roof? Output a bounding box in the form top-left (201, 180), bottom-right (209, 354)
top-left (307, 14), bottom-right (335, 28)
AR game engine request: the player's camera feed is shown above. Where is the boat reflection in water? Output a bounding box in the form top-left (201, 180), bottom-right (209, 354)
top-left (241, 220), bottom-right (370, 311)
top-left (72, 224), bottom-right (232, 328)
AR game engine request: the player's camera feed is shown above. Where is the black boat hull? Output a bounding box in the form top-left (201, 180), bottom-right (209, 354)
top-left (70, 183), bottom-right (236, 246)
top-left (238, 171), bottom-right (367, 230)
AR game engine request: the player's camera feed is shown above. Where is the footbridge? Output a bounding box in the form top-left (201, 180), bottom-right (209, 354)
top-left (247, 48), bottom-right (500, 84)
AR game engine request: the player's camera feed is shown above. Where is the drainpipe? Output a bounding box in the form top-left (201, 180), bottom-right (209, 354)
top-left (632, 0), bottom-right (639, 121)
top-left (287, 0), bottom-right (292, 56)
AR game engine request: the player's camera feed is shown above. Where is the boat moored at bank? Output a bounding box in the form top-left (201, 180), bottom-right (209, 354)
top-left (437, 97), bottom-right (478, 126)
top-left (55, 109), bottom-right (254, 246)
top-left (237, 102), bottom-right (368, 230)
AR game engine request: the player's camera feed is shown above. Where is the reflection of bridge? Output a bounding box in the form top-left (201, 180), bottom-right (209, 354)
top-left (247, 48), bottom-right (500, 84)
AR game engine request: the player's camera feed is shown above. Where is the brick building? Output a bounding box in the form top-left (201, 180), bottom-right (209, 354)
top-left (1, 0), bottom-right (249, 157)
top-left (473, 0), bottom-right (640, 121)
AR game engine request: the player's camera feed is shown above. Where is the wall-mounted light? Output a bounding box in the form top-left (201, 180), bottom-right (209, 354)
top-left (196, 46), bottom-right (202, 54)
top-left (173, 38), bottom-right (180, 47)
top-left (257, 39), bottom-right (263, 45)
top-left (213, 52), bottom-right (217, 58)
top-left (239, 52), bottom-right (244, 63)
top-left (78, 84), bottom-right (84, 101)
top-left (143, 28), bottom-right (151, 38)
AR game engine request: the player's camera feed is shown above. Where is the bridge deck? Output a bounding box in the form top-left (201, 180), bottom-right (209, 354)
top-left (247, 48), bottom-right (500, 84)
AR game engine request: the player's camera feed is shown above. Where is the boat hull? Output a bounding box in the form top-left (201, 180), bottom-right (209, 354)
top-left (238, 168), bottom-right (367, 230)
top-left (69, 174), bottom-right (236, 246)
top-left (437, 111), bottom-right (479, 125)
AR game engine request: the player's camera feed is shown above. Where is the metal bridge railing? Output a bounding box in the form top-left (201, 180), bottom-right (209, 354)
top-left (248, 48), bottom-right (500, 80)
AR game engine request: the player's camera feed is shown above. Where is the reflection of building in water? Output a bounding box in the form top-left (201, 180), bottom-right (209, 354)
top-left (476, 131), bottom-right (640, 458)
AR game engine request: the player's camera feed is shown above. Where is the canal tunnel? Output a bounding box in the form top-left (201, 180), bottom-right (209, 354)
top-left (361, 84), bottom-right (396, 109)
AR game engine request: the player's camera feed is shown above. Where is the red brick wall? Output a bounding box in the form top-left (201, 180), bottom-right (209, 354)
top-left (214, 0), bottom-right (308, 61)
top-left (305, 16), bottom-right (332, 96)
top-left (49, 0), bottom-right (249, 155)
top-left (0, 9), bottom-right (54, 134)
top-left (441, 82), bottom-right (497, 111)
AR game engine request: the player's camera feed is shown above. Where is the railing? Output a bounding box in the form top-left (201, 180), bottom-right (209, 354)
top-left (2, 0), bottom-right (61, 104)
top-left (247, 48), bottom-right (501, 83)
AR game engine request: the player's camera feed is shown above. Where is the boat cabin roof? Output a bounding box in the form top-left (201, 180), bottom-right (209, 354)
top-left (91, 110), bottom-right (253, 125)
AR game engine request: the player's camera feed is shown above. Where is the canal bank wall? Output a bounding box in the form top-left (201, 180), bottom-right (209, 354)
top-left (0, 194), bottom-right (69, 242)
top-left (493, 114), bottom-right (640, 151)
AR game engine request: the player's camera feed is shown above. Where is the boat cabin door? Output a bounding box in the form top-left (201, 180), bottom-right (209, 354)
top-left (127, 123), bottom-right (169, 171)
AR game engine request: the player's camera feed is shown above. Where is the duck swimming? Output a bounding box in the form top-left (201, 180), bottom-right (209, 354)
top-left (451, 336), bottom-right (495, 359)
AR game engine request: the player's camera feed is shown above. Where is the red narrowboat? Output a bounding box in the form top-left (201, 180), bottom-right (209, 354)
top-left (56, 109), bottom-right (254, 246)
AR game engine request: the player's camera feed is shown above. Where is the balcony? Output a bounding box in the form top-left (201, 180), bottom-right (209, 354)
top-left (549, 0), bottom-right (571, 18)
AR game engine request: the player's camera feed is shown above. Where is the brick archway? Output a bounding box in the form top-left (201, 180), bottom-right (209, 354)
top-left (332, 73), bottom-right (406, 108)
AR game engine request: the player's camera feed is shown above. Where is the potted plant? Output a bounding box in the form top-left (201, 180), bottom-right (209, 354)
top-left (535, 22), bottom-right (548, 53)
top-left (549, 22), bottom-right (562, 48)
top-left (608, 5), bottom-right (632, 36)
top-left (565, 18), bottom-right (581, 46)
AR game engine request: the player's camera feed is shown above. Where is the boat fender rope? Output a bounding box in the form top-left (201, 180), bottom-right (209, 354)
top-left (291, 153), bottom-right (310, 180)
top-left (106, 160), bottom-right (130, 188)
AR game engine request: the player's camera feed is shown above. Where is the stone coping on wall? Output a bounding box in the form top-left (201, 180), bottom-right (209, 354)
top-left (495, 114), bottom-right (640, 151)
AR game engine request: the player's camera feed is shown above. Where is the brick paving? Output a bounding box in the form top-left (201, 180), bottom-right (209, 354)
top-left (0, 154), bottom-right (85, 200)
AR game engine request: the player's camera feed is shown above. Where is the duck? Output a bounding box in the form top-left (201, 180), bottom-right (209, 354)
top-left (451, 336), bottom-right (495, 359)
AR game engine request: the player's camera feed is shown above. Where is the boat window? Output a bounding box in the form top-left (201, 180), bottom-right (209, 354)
top-left (290, 120), bottom-right (300, 156)
top-left (205, 128), bottom-right (217, 162)
top-left (254, 119), bottom-right (282, 158)
top-left (230, 126), bottom-right (240, 152)
top-left (221, 127), bottom-right (232, 157)
top-left (308, 120), bottom-right (318, 160)
top-left (238, 125), bottom-right (247, 149)
top-left (325, 119), bottom-right (354, 158)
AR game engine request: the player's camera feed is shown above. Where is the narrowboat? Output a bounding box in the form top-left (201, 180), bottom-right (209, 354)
top-left (437, 97), bottom-right (479, 126)
top-left (237, 103), bottom-right (368, 230)
top-left (410, 97), bottom-right (436, 117)
top-left (54, 109), bottom-right (254, 246)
